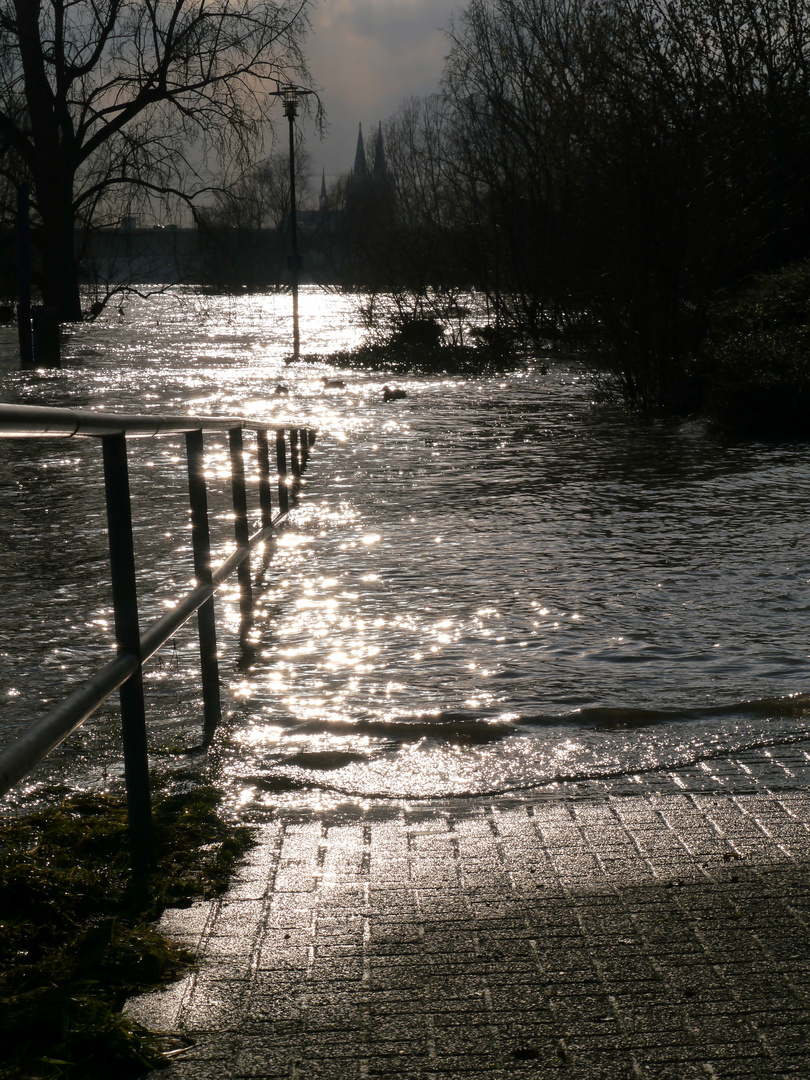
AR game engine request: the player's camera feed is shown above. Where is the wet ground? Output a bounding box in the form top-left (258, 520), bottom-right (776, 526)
top-left (126, 746), bottom-right (810, 1079)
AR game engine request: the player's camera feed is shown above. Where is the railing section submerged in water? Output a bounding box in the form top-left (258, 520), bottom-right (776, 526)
top-left (0, 403), bottom-right (316, 871)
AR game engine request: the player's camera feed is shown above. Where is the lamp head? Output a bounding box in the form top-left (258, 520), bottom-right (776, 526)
top-left (282, 86), bottom-right (299, 118)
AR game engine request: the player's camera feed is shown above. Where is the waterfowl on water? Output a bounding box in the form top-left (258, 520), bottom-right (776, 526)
top-left (383, 385), bottom-right (407, 401)
top-left (274, 384), bottom-right (290, 395)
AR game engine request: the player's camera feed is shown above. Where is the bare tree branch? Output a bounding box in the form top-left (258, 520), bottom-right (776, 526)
top-left (0, 0), bottom-right (315, 319)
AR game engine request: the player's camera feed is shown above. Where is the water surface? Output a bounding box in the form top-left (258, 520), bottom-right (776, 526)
top-left (2, 288), bottom-right (810, 812)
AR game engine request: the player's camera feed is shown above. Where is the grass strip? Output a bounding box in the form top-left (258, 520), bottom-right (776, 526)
top-left (0, 785), bottom-right (254, 1079)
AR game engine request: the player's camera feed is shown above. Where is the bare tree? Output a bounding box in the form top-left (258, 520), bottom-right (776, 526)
top-left (195, 144), bottom-right (311, 290)
top-left (442, 0), bottom-right (591, 336)
top-left (441, 0), bottom-right (810, 405)
top-left (374, 95), bottom-right (479, 328)
top-left (0, 0), bottom-right (315, 322)
top-left (207, 144), bottom-right (311, 231)
top-left (383, 96), bottom-right (454, 249)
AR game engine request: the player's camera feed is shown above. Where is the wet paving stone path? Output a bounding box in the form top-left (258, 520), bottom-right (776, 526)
top-left (127, 756), bottom-right (810, 1079)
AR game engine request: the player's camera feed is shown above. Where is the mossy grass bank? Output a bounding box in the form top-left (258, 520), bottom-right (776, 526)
top-left (0, 784), bottom-right (253, 1079)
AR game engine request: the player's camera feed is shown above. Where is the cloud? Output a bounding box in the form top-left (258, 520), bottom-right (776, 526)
top-left (302, 0), bottom-right (458, 179)
top-left (319, 0), bottom-right (452, 51)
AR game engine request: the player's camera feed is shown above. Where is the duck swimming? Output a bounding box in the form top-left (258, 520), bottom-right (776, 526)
top-left (383, 385), bottom-right (407, 401)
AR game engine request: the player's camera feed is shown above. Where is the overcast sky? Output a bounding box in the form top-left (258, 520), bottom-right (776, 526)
top-left (297, 0), bottom-right (460, 188)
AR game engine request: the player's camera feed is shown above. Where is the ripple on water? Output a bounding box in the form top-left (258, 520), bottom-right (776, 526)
top-left (2, 288), bottom-right (810, 811)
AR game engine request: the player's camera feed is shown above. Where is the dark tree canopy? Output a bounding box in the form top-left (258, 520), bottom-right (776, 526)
top-left (438, 0), bottom-right (810, 404)
top-left (0, 0), bottom-right (314, 321)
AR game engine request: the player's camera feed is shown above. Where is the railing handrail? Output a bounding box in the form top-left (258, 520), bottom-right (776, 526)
top-left (0, 402), bottom-right (294, 439)
top-left (0, 510), bottom-right (286, 801)
top-left (0, 404), bottom-right (317, 873)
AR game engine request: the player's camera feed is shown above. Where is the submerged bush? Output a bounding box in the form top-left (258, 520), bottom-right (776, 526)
top-left (388, 316), bottom-right (446, 351)
top-left (0, 786), bottom-right (253, 1080)
top-left (319, 312), bottom-right (532, 376)
top-left (702, 262), bottom-right (810, 437)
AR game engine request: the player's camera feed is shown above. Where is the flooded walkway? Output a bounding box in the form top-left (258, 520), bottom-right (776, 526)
top-left (126, 748), bottom-right (810, 1080)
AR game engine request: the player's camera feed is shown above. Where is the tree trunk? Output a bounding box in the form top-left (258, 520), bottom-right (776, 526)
top-left (14, 0), bottom-right (84, 324)
top-left (36, 191), bottom-right (83, 324)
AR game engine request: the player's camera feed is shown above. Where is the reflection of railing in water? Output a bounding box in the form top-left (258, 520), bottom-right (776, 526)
top-left (0, 403), bottom-right (316, 871)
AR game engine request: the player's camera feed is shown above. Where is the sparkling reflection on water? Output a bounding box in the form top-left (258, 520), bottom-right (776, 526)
top-left (1, 287), bottom-right (810, 811)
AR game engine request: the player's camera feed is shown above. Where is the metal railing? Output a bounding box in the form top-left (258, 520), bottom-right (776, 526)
top-left (0, 403), bottom-right (316, 871)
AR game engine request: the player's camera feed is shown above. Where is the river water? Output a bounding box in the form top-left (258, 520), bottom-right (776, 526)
top-left (2, 287), bottom-right (810, 814)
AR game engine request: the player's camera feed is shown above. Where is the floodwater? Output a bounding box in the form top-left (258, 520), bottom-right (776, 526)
top-left (1, 287), bottom-right (810, 813)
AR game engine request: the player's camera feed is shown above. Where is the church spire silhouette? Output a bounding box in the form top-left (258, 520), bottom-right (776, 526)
top-left (352, 123), bottom-right (367, 179)
top-left (372, 123), bottom-right (388, 180)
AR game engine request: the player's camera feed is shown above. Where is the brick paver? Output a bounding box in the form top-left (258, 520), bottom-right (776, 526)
top-left (126, 755), bottom-right (810, 1079)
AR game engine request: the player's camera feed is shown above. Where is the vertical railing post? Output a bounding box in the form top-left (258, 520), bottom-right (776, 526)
top-left (276, 428), bottom-right (290, 515)
top-left (289, 428), bottom-right (301, 498)
top-left (101, 433), bottom-right (153, 874)
top-left (229, 426), bottom-right (253, 636)
top-left (256, 428), bottom-right (274, 531)
top-left (185, 428), bottom-right (222, 745)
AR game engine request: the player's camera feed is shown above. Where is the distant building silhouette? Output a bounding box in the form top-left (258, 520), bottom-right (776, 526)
top-left (351, 123), bottom-right (368, 184)
top-left (345, 122), bottom-right (396, 236)
top-left (69, 123), bottom-right (398, 291)
top-left (372, 123), bottom-right (389, 184)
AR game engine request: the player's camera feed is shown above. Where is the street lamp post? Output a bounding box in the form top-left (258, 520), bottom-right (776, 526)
top-left (271, 84), bottom-right (313, 361)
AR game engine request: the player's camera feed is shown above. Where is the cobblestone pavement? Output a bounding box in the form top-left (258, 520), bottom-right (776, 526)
top-left (126, 752), bottom-right (810, 1079)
